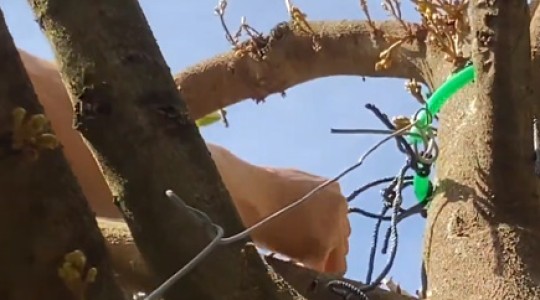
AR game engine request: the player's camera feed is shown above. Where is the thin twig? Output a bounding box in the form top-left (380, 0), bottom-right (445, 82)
top-left (214, 0), bottom-right (238, 46)
top-left (359, 0), bottom-right (378, 32)
top-left (382, 0), bottom-right (410, 34)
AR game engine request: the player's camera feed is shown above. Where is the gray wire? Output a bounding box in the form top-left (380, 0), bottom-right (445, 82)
top-left (413, 126), bottom-right (438, 165)
top-left (410, 107), bottom-right (439, 165)
top-left (221, 123), bottom-right (413, 244)
top-left (330, 128), bottom-right (423, 139)
top-left (143, 124), bottom-right (413, 299)
top-left (144, 218), bottom-right (224, 300)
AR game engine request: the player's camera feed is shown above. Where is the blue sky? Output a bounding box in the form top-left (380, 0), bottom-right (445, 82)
top-left (2, 0), bottom-right (428, 293)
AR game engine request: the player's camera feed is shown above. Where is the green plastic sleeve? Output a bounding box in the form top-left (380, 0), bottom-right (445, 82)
top-left (410, 64), bottom-right (476, 202)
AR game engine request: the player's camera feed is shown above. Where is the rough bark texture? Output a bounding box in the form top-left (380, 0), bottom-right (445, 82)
top-left (421, 1), bottom-right (540, 299)
top-left (8, 0), bottom-right (540, 298)
top-left (174, 20), bottom-right (427, 119)
top-left (175, 7), bottom-right (540, 298)
top-left (27, 1), bottom-right (291, 299)
top-left (96, 217), bottom-right (414, 300)
top-left (19, 48), bottom-right (351, 276)
top-left (0, 8), bottom-right (124, 300)
top-left (16, 18), bottom-right (426, 299)
top-left (265, 256), bottom-right (415, 300)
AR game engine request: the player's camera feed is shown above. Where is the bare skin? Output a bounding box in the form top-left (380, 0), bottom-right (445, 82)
top-left (18, 49), bottom-right (351, 275)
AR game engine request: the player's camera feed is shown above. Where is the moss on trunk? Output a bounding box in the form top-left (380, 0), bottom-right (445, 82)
top-left (0, 8), bottom-right (124, 300)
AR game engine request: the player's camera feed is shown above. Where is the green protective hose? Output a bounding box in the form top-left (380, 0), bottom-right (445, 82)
top-left (408, 64), bottom-right (476, 203)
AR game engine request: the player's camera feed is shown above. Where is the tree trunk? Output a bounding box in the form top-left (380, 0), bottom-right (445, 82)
top-left (0, 8), bottom-right (124, 300)
top-left (421, 2), bottom-right (540, 299)
top-left (14, 0), bottom-right (540, 298)
top-left (27, 0), bottom-right (292, 299)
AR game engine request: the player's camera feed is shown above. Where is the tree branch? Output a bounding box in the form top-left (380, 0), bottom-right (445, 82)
top-left (174, 20), bottom-right (427, 120)
top-left (0, 8), bottom-right (124, 300)
top-left (29, 0), bottom-right (294, 299)
top-left (97, 218), bottom-right (155, 293)
top-left (265, 256), bottom-right (416, 300)
top-left (97, 217), bottom-right (415, 300)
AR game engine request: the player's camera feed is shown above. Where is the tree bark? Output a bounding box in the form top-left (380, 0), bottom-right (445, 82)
top-left (14, 0), bottom-right (540, 298)
top-left (421, 1), bottom-right (540, 299)
top-left (531, 2), bottom-right (540, 116)
top-left (97, 216), bottom-right (414, 300)
top-left (28, 0), bottom-right (292, 299)
top-left (174, 20), bottom-right (427, 120)
top-left (0, 8), bottom-right (124, 300)
top-left (172, 12), bottom-right (540, 297)
top-left (265, 256), bottom-right (415, 300)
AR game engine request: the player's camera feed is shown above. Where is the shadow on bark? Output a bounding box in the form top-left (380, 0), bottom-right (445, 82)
top-left (0, 7), bottom-right (125, 300)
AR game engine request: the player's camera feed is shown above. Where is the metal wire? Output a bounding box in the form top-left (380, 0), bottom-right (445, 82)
top-left (143, 122), bottom-right (415, 299)
top-left (327, 280), bottom-right (370, 300)
top-left (144, 194), bottom-right (224, 300)
top-left (410, 107), bottom-right (439, 165)
top-left (342, 104), bottom-right (436, 291)
top-left (144, 103), bottom-right (439, 299)
top-left (221, 121), bottom-right (416, 245)
top-left (364, 103), bottom-right (416, 157)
